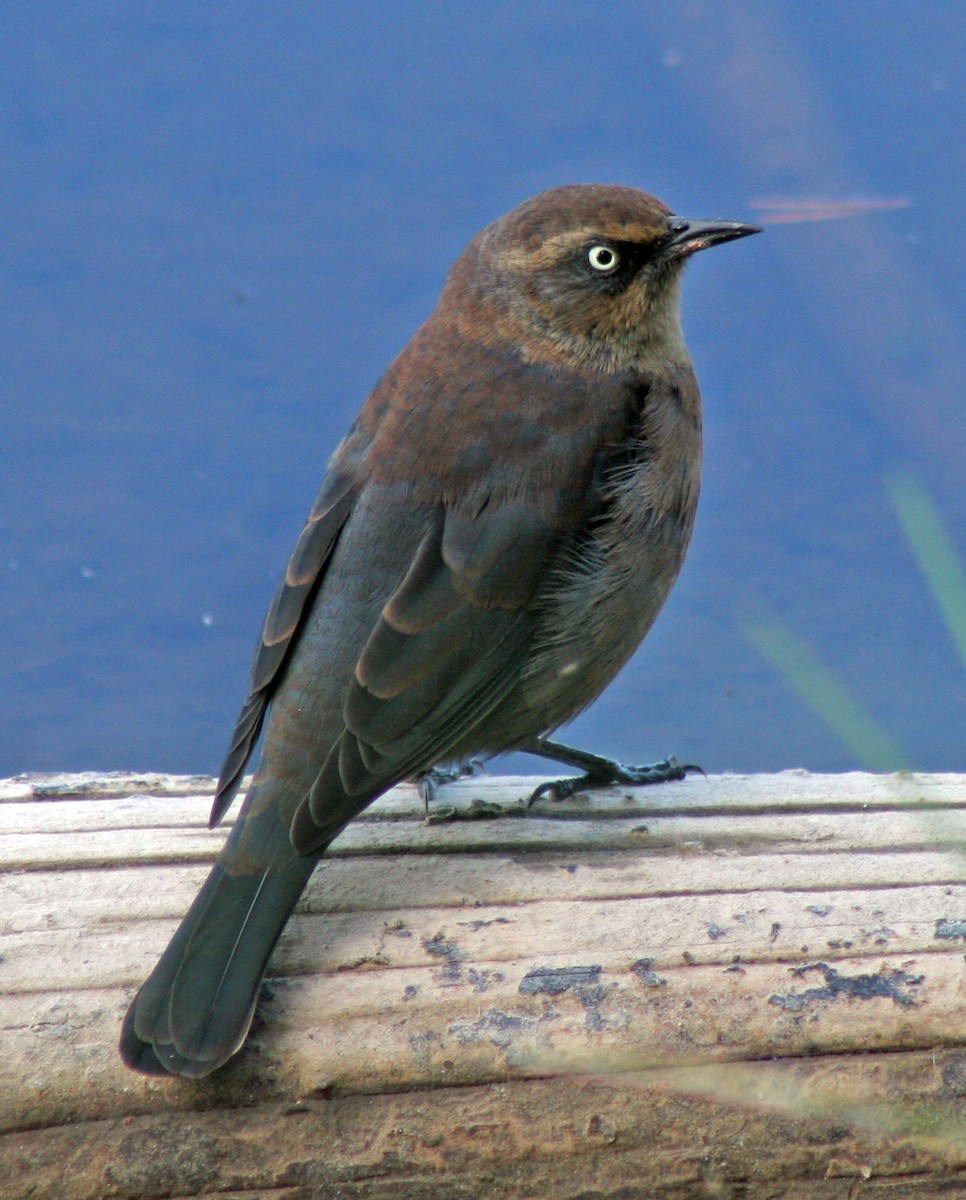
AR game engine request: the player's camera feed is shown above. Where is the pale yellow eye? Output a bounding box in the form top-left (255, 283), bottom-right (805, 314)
top-left (587, 244), bottom-right (620, 273)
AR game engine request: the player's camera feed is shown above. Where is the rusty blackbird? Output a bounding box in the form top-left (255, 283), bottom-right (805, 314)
top-left (120, 184), bottom-right (758, 1076)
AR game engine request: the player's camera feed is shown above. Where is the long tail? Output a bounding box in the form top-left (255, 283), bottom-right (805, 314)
top-left (120, 780), bottom-right (318, 1078)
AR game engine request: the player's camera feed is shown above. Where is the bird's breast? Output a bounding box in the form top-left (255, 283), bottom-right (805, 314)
top-left (511, 366), bottom-right (703, 735)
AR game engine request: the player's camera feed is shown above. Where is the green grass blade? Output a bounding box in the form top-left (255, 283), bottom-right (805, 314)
top-left (744, 618), bottom-right (913, 771)
top-left (887, 472), bottom-right (966, 671)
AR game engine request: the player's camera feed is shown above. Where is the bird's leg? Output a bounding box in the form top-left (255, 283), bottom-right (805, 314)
top-left (521, 736), bottom-right (703, 808)
top-left (416, 758), bottom-right (488, 813)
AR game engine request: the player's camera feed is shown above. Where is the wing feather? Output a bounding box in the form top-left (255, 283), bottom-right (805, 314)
top-left (209, 472), bottom-right (357, 825)
top-left (289, 498), bottom-right (556, 852)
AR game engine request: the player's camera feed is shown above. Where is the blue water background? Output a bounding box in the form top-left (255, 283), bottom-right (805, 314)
top-left (3, 2), bottom-right (964, 778)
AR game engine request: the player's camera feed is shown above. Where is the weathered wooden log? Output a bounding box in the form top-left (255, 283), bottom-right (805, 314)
top-left (3, 769), bottom-right (966, 1198)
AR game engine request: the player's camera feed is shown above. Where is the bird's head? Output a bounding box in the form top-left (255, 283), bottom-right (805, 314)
top-left (443, 184), bottom-right (759, 373)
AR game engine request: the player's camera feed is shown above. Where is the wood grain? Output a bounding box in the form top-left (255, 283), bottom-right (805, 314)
top-left (2, 770), bottom-right (966, 1198)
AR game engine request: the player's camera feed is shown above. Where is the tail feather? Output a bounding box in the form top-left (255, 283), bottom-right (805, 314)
top-left (121, 783), bottom-right (319, 1077)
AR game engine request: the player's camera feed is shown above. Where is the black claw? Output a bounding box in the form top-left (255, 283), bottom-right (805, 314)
top-left (526, 777), bottom-right (575, 808)
top-left (416, 759), bottom-right (488, 814)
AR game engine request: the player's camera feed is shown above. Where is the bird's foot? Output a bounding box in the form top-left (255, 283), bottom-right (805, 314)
top-left (521, 736), bottom-right (703, 809)
top-left (416, 758), bottom-right (488, 814)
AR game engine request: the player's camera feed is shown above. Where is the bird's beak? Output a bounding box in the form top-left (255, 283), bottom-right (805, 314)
top-left (662, 218), bottom-right (761, 260)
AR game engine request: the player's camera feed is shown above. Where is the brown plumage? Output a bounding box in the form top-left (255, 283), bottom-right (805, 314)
top-left (120, 184), bottom-right (758, 1076)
